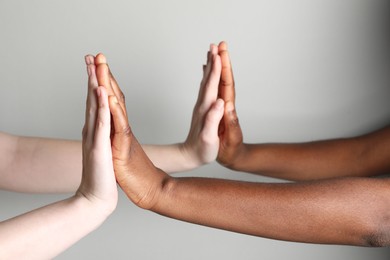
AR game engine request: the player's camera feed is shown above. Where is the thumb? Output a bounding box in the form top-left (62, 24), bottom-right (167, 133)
top-left (108, 95), bottom-right (132, 156)
top-left (201, 98), bottom-right (225, 141)
top-left (223, 101), bottom-right (242, 144)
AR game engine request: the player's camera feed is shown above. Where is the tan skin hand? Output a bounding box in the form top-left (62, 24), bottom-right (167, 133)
top-left (95, 54), bottom-right (169, 210)
top-left (216, 42), bottom-right (246, 169)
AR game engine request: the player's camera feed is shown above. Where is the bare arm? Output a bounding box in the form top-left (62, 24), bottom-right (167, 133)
top-left (154, 176), bottom-right (390, 247)
top-left (0, 57), bottom-right (117, 259)
top-left (225, 126), bottom-right (390, 181)
top-left (0, 132), bottom-right (82, 193)
top-left (104, 52), bottom-right (390, 247)
top-left (107, 66), bottom-right (390, 247)
top-left (216, 42), bottom-right (390, 180)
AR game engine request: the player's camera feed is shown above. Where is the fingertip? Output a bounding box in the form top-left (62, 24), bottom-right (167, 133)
top-left (95, 53), bottom-right (107, 65)
top-left (85, 55), bottom-right (95, 65)
top-left (218, 41), bottom-right (228, 51)
top-left (210, 44), bottom-right (218, 55)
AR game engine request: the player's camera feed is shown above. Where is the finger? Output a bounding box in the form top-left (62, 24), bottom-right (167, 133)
top-left (95, 53), bottom-right (115, 97)
top-left (93, 86), bottom-right (111, 151)
top-left (109, 95), bottom-right (132, 159)
top-left (200, 54), bottom-right (222, 112)
top-left (223, 101), bottom-right (242, 144)
top-left (218, 49), bottom-right (235, 105)
top-left (197, 44), bottom-right (218, 110)
top-left (201, 98), bottom-right (225, 142)
top-left (95, 52), bottom-right (107, 65)
top-left (108, 67), bottom-right (127, 117)
top-left (84, 55), bottom-right (98, 147)
top-left (218, 41), bottom-right (228, 52)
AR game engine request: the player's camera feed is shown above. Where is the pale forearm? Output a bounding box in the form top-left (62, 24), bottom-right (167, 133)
top-left (143, 143), bottom-right (201, 173)
top-left (0, 195), bottom-right (110, 259)
top-left (0, 132), bottom-right (82, 193)
top-left (153, 176), bottom-right (390, 246)
top-left (0, 131), bottom-right (197, 193)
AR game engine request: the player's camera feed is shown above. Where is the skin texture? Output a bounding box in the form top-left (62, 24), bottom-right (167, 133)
top-left (0, 46), bottom-right (224, 193)
top-left (103, 43), bottom-right (390, 247)
top-left (0, 57), bottom-right (117, 259)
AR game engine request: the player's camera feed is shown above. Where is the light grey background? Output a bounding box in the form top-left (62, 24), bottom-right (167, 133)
top-left (1, 0), bottom-right (390, 259)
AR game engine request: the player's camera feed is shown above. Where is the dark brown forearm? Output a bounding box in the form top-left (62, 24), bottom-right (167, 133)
top-left (230, 126), bottom-right (390, 181)
top-left (153, 176), bottom-right (390, 246)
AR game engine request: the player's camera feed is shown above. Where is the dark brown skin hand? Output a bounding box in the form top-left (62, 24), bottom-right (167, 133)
top-left (216, 42), bottom-right (246, 169)
top-left (95, 54), bottom-right (169, 210)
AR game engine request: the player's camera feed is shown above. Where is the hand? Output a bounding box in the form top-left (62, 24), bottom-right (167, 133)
top-left (216, 42), bottom-right (246, 169)
top-left (182, 44), bottom-right (225, 166)
top-left (95, 54), bottom-right (169, 210)
top-left (76, 55), bottom-right (118, 214)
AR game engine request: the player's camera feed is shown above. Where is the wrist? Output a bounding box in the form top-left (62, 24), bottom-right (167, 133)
top-left (74, 191), bottom-right (117, 220)
top-left (219, 143), bottom-right (249, 171)
top-left (178, 142), bottom-right (205, 170)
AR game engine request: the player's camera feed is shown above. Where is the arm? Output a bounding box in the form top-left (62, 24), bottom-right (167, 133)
top-left (224, 127), bottom-right (390, 180)
top-left (216, 42), bottom-right (390, 180)
top-left (0, 132), bottom-right (82, 193)
top-left (0, 57), bottom-right (117, 259)
top-left (104, 53), bottom-right (390, 247)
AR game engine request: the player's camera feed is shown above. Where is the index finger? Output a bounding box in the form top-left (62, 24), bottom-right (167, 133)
top-left (218, 42), bottom-right (235, 105)
top-left (108, 67), bottom-right (128, 117)
top-left (95, 53), bottom-right (115, 97)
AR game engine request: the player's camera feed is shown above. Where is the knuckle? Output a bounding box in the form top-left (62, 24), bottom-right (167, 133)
top-left (119, 91), bottom-right (125, 102)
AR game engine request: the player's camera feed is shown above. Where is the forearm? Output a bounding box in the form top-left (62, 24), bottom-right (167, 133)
top-left (153, 176), bottom-right (390, 246)
top-left (0, 131), bottom-right (199, 194)
top-left (0, 132), bottom-right (82, 193)
top-left (231, 127), bottom-right (390, 180)
top-left (143, 143), bottom-right (201, 173)
top-left (0, 195), bottom-right (110, 259)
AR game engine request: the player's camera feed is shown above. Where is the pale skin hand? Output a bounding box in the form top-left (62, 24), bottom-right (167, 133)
top-left (181, 44), bottom-right (224, 168)
top-left (0, 58), bottom-right (117, 259)
top-left (0, 46), bottom-right (223, 193)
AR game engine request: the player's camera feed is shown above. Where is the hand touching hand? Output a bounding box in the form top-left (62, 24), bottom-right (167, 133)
top-left (77, 55), bottom-right (118, 214)
top-left (216, 42), bottom-right (246, 169)
top-left (182, 44), bottom-right (225, 166)
top-left (95, 54), bottom-right (169, 210)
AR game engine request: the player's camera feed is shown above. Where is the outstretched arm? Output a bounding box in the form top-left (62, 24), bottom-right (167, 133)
top-left (0, 132), bottom-right (82, 193)
top-left (216, 42), bottom-right (390, 180)
top-left (101, 53), bottom-right (390, 247)
top-left (0, 57), bottom-right (117, 259)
